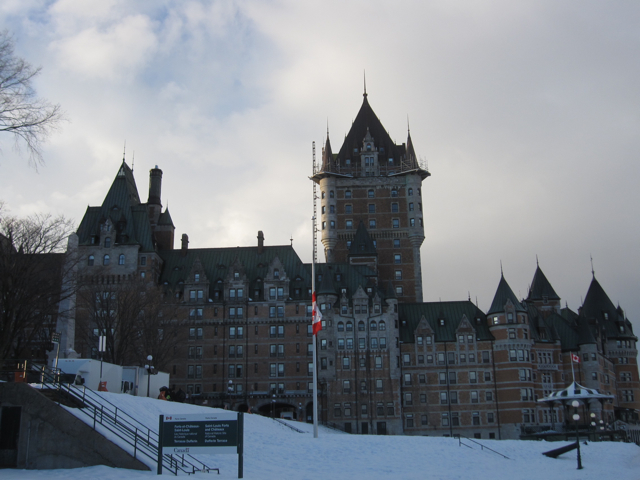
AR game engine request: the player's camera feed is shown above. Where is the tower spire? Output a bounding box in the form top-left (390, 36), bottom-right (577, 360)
top-left (363, 70), bottom-right (367, 97)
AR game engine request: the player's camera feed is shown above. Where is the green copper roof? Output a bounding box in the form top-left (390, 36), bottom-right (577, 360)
top-left (158, 208), bottom-right (174, 227)
top-left (582, 276), bottom-right (635, 339)
top-left (348, 221), bottom-right (377, 256)
top-left (487, 275), bottom-right (527, 315)
top-left (76, 161), bottom-right (156, 252)
top-left (528, 266), bottom-right (560, 301)
top-left (399, 301), bottom-right (493, 343)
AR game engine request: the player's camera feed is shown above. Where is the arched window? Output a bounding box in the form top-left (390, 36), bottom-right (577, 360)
top-left (358, 320), bottom-right (365, 331)
top-left (118, 254), bottom-right (125, 265)
top-left (370, 321), bottom-right (377, 331)
top-left (103, 254), bottom-right (110, 266)
top-left (379, 321), bottom-right (386, 331)
top-left (408, 188), bottom-right (413, 196)
top-left (88, 255), bottom-right (94, 266)
top-left (367, 143), bottom-right (372, 151)
top-left (346, 321), bottom-right (353, 332)
top-left (104, 237), bottom-right (111, 248)
top-left (274, 269), bottom-right (279, 279)
top-left (391, 188), bottom-right (398, 197)
top-left (337, 321), bottom-right (344, 332)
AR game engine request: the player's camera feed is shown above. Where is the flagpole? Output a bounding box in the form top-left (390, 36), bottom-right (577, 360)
top-left (312, 141), bottom-right (319, 439)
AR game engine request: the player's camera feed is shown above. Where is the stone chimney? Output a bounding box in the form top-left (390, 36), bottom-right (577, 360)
top-left (148, 166), bottom-right (162, 205)
top-left (257, 231), bottom-right (264, 254)
top-left (181, 233), bottom-right (189, 256)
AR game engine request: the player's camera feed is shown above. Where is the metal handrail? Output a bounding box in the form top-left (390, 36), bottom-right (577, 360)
top-left (27, 363), bottom-right (218, 475)
top-left (453, 434), bottom-right (510, 459)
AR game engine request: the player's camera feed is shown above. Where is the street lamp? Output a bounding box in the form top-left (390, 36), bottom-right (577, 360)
top-left (571, 400), bottom-right (583, 470)
top-left (272, 394), bottom-right (276, 418)
top-left (144, 355), bottom-right (154, 398)
top-left (590, 412), bottom-right (596, 430)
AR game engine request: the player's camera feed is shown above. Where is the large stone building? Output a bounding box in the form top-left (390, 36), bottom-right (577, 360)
top-left (61, 93), bottom-right (639, 440)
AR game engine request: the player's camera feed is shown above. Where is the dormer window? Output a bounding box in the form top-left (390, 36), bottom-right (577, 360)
top-left (604, 313), bottom-right (609, 320)
top-left (367, 143), bottom-right (372, 151)
top-left (104, 237), bottom-right (111, 248)
top-left (274, 269), bottom-right (279, 279)
top-left (234, 271), bottom-right (240, 279)
top-left (439, 319), bottom-right (445, 326)
top-left (195, 273), bottom-right (200, 283)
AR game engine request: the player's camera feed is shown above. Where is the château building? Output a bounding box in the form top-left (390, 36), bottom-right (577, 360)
top-left (61, 92), bottom-right (639, 440)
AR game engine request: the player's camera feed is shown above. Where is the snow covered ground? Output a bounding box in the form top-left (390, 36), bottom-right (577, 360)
top-left (4, 391), bottom-right (640, 480)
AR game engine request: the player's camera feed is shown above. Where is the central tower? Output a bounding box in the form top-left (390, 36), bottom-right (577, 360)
top-left (311, 92), bottom-right (430, 302)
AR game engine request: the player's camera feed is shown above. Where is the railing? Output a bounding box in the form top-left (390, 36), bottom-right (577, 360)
top-left (274, 418), bottom-right (307, 433)
top-left (26, 363), bottom-right (218, 476)
top-left (453, 434), bottom-right (510, 459)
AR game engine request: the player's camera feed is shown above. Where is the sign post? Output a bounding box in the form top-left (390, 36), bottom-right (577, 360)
top-left (158, 412), bottom-right (244, 477)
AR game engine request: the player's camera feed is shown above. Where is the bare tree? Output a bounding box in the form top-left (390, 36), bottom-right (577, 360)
top-left (76, 279), bottom-right (180, 371)
top-left (0, 30), bottom-right (64, 167)
top-left (0, 212), bottom-right (76, 368)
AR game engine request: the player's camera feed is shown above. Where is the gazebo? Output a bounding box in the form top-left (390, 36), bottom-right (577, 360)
top-left (538, 381), bottom-right (614, 431)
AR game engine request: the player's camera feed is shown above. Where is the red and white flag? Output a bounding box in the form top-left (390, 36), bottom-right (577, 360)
top-left (571, 353), bottom-right (581, 363)
top-left (312, 291), bottom-right (322, 335)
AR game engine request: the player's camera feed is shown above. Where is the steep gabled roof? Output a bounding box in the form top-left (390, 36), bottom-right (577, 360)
top-left (487, 275), bottom-right (527, 315)
top-left (348, 221), bottom-right (377, 256)
top-left (528, 266), bottom-right (560, 301)
top-left (399, 301), bottom-right (493, 343)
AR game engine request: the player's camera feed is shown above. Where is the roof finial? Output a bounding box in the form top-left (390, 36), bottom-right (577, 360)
top-left (122, 140), bottom-right (126, 163)
top-left (536, 254), bottom-right (539, 267)
top-left (363, 70), bottom-right (367, 97)
top-left (407, 115), bottom-right (410, 134)
top-left (590, 254), bottom-right (595, 278)
top-left (131, 150), bottom-right (135, 172)
top-left (327, 118), bottom-right (329, 137)
top-left (468, 291), bottom-right (471, 301)
top-left (500, 260), bottom-right (504, 277)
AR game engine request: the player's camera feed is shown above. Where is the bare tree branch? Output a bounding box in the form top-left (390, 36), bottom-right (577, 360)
top-left (0, 30), bottom-right (65, 168)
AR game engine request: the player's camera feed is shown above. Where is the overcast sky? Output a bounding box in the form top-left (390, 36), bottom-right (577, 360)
top-left (1, 1), bottom-right (638, 333)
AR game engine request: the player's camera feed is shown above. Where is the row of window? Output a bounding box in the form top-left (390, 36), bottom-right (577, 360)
top-left (325, 218), bottom-right (423, 230)
top-left (337, 320), bottom-right (386, 332)
top-left (326, 202), bottom-right (423, 215)
top-left (438, 411), bottom-right (493, 427)
top-left (334, 402), bottom-right (394, 418)
top-left (336, 337), bottom-right (388, 350)
top-left (403, 351), bottom-right (492, 366)
top-left (321, 187), bottom-right (421, 200)
top-left (436, 391), bottom-right (495, 406)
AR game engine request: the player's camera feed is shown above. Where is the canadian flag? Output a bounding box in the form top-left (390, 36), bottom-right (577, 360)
top-left (312, 291), bottom-right (322, 335)
top-left (571, 353), bottom-right (581, 363)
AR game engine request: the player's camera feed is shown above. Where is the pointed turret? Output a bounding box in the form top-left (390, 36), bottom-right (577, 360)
top-left (322, 131), bottom-right (334, 171)
top-left (348, 221), bottom-right (377, 256)
top-left (487, 274), bottom-right (526, 315)
top-left (582, 276), bottom-right (634, 338)
top-left (528, 266), bottom-right (560, 301)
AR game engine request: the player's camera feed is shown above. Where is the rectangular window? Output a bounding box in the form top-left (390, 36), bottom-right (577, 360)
top-left (469, 371), bottom-right (477, 384)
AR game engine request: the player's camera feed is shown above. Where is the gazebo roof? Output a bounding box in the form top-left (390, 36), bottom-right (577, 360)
top-left (538, 381), bottom-right (614, 404)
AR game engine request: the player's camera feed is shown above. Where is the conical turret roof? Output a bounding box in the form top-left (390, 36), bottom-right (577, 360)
top-left (487, 274), bottom-right (527, 315)
top-left (527, 266), bottom-right (560, 301)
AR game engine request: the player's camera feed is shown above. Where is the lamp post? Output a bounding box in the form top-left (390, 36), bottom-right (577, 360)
top-left (144, 355), bottom-right (153, 398)
top-left (572, 400), bottom-right (583, 470)
top-left (272, 394), bottom-right (276, 418)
